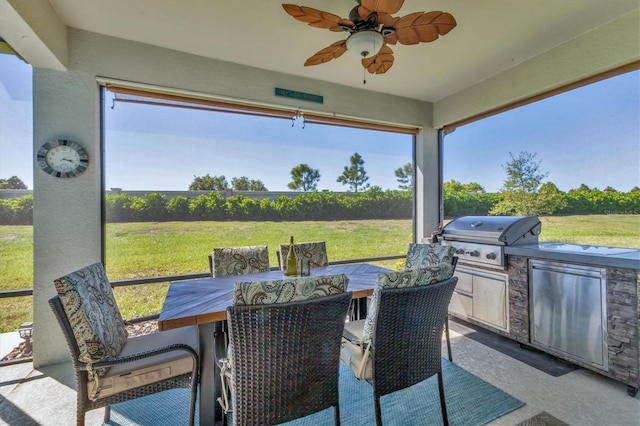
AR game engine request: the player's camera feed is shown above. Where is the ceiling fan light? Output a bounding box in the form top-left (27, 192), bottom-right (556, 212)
top-left (346, 31), bottom-right (384, 59)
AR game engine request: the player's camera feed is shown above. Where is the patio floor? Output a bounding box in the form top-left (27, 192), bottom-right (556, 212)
top-left (1, 323), bottom-right (638, 426)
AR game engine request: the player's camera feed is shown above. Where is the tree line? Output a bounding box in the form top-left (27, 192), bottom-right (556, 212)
top-left (2, 184), bottom-right (638, 225)
top-left (189, 152), bottom-right (413, 193)
top-left (1, 151), bottom-right (638, 224)
top-left (444, 152), bottom-right (640, 217)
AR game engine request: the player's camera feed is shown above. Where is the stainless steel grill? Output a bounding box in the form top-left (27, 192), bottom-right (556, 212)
top-left (437, 216), bottom-right (542, 269)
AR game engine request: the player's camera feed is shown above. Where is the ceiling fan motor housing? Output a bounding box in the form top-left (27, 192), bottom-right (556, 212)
top-left (349, 5), bottom-right (380, 29)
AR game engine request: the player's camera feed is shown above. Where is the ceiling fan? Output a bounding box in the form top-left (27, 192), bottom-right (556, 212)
top-left (282, 0), bottom-right (456, 75)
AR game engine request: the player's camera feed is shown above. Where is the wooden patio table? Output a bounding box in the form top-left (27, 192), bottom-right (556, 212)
top-left (158, 263), bottom-right (391, 425)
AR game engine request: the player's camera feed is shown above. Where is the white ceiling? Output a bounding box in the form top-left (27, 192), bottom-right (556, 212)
top-left (24, 0), bottom-right (640, 102)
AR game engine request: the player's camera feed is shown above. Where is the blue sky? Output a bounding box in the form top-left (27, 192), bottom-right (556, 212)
top-left (1, 53), bottom-right (639, 192)
top-left (443, 71), bottom-right (640, 192)
top-left (104, 99), bottom-right (413, 192)
top-left (0, 55), bottom-right (32, 188)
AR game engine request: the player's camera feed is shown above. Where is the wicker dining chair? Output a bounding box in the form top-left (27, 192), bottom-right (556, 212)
top-left (216, 274), bottom-right (351, 426)
top-left (209, 245), bottom-right (270, 277)
top-left (276, 240), bottom-right (329, 271)
top-left (405, 243), bottom-right (458, 361)
top-left (341, 270), bottom-right (458, 426)
top-left (49, 263), bottom-right (199, 426)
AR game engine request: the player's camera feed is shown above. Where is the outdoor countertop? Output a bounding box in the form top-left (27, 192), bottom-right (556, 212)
top-left (505, 242), bottom-right (640, 270)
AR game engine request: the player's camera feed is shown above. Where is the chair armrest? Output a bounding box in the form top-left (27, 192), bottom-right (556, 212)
top-left (85, 343), bottom-right (199, 371)
top-left (343, 328), bottom-right (369, 356)
top-left (342, 328), bottom-right (362, 344)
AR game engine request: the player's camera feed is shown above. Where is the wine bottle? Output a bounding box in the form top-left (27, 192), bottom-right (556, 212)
top-left (285, 236), bottom-right (298, 276)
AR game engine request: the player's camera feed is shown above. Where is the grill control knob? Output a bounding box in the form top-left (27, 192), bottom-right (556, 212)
top-left (486, 252), bottom-right (497, 260)
top-left (455, 248), bottom-right (465, 254)
top-left (469, 250), bottom-right (480, 257)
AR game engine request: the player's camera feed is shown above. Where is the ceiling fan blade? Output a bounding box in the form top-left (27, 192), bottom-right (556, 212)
top-left (362, 45), bottom-right (394, 74)
top-left (394, 11), bottom-right (457, 45)
top-left (383, 31), bottom-right (399, 45)
top-left (282, 4), bottom-right (353, 32)
top-left (360, 0), bottom-right (404, 15)
top-left (377, 12), bottom-right (398, 27)
top-left (304, 40), bottom-right (347, 66)
top-left (379, 14), bottom-right (400, 45)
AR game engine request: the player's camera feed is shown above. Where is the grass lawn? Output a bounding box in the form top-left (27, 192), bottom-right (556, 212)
top-left (103, 220), bottom-right (412, 280)
top-left (539, 215), bottom-right (640, 248)
top-left (1, 215), bottom-right (638, 332)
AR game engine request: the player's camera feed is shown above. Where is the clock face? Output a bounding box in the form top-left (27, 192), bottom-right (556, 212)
top-left (37, 139), bottom-right (89, 178)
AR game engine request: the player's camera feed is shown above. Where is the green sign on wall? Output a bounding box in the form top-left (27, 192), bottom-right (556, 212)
top-left (275, 88), bottom-right (323, 104)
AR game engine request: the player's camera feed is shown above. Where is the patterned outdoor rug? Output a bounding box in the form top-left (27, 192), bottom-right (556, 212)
top-left (516, 411), bottom-right (569, 426)
top-left (106, 358), bottom-right (524, 425)
top-left (449, 318), bottom-right (580, 377)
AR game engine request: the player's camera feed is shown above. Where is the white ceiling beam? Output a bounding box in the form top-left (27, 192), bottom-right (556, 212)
top-left (0, 0), bottom-right (67, 71)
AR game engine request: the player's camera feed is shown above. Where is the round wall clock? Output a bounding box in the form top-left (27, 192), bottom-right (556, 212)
top-left (36, 139), bottom-right (89, 178)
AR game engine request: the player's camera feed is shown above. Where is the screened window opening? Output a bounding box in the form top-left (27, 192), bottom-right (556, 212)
top-left (102, 85), bottom-right (416, 318)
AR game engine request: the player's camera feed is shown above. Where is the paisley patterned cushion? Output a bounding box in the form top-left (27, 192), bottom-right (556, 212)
top-left (212, 245), bottom-right (270, 277)
top-left (361, 268), bottom-right (449, 345)
top-left (233, 273), bottom-right (348, 305)
top-left (53, 263), bottom-right (128, 368)
top-left (278, 241), bottom-right (329, 270)
top-left (227, 273), bottom-right (349, 372)
top-left (404, 243), bottom-right (456, 278)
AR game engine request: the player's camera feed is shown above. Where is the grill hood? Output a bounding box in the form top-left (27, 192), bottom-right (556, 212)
top-left (441, 215), bottom-right (542, 245)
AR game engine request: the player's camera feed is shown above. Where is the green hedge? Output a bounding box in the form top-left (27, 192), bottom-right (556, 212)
top-left (2, 186), bottom-right (639, 225)
top-left (558, 187), bottom-right (640, 215)
top-left (443, 191), bottom-right (496, 217)
top-left (443, 187), bottom-right (640, 217)
top-left (100, 188), bottom-right (413, 223)
top-left (0, 195), bottom-right (33, 225)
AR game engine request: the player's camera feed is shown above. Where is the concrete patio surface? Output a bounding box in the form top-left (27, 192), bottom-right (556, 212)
top-left (1, 327), bottom-right (638, 425)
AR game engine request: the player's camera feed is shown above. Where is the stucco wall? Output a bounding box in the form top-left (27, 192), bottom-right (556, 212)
top-left (33, 67), bottom-right (103, 366)
top-left (33, 29), bottom-right (437, 366)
